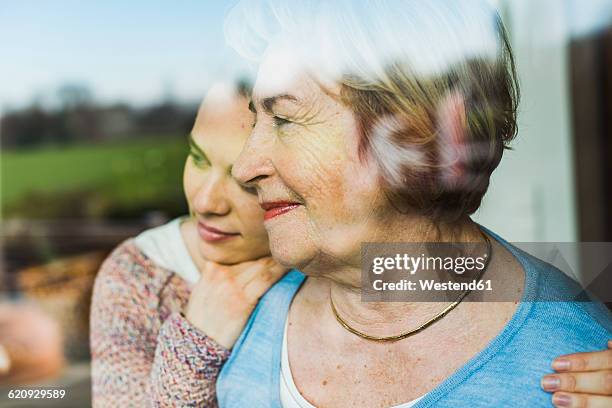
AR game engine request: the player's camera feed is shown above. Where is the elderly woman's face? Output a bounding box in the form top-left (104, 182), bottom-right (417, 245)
top-left (232, 68), bottom-right (392, 273)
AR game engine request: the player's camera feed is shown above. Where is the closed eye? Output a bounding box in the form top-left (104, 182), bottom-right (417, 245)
top-left (272, 115), bottom-right (292, 127)
top-left (188, 134), bottom-right (211, 168)
top-left (190, 150), bottom-right (211, 168)
top-left (240, 184), bottom-right (258, 195)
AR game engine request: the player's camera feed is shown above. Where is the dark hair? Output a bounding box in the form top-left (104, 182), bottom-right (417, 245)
top-left (236, 78), bottom-right (253, 98)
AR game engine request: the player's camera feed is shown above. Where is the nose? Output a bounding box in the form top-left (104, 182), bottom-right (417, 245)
top-left (231, 123), bottom-right (275, 189)
top-left (192, 172), bottom-right (231, 216)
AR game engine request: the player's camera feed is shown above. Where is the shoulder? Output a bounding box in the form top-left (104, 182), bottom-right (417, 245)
top-left (496, 253), bottom-right (611, 376)
top-left (479, 233), bottom-right (611, 361)
top-left (258, 269), bottom-right (306, 307)
top-left (511, 247), bottom-right (611, 341)
top-left (486, 230), bottom-right (611, 335)
top-left (450, 256), bottom-right (610, 405)
top-left (525, 295), bottom-right (611, 348)
top-left (92, 239), bottom-right (176, 312)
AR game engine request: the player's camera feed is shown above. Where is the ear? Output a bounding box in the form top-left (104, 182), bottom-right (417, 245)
top-left (436, 90), bottom-right (468, 189)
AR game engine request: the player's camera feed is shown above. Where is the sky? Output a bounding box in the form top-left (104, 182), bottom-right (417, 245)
top-left (0, 0), bottom-right (253, 109)
top-left (0, 0), bottom-right (610, 111)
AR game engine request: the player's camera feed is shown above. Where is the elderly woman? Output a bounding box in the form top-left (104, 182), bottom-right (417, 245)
top-left (215, 1), bottom-right (612, 407)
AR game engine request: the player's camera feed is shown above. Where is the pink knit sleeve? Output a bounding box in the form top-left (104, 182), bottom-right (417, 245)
top-left (90, 242), bottom-right (230, 408)
top-left (150, 313), bottom-right (231, 407)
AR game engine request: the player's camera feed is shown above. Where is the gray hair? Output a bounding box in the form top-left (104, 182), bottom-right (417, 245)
top-left (225, 0), bottom-right (519, 222)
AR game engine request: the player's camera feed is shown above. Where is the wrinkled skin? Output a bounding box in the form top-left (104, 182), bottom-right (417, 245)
top-left (233, 69), bottom-right (404, 284)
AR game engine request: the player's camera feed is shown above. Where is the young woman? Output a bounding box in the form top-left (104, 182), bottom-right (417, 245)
top-left (90, 81), bottom-right (611, 407)
top-left (90, 83), bottom-right (288, 407)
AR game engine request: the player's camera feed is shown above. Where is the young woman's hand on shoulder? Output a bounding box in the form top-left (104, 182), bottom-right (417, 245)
top-left (185, 257), bottom-right (288, 349)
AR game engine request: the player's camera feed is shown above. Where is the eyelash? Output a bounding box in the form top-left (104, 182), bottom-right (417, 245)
top-left (189, 150), bottom-right (210, 168)
top-left (272, 115), bottom-right (291, 127)
top-left (250, 113), bottom-right (293, 129)
top-left (240, 184), bottom-right (258, 195)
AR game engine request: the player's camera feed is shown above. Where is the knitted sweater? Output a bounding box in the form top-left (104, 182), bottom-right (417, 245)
top-left (90, 240), bottom-right (229, 407)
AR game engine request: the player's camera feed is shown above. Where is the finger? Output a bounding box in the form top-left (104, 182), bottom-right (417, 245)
top-left (542, 371), bottom-right (612, 395)
top-left (264, 260), bottom-right (290, 281)
top-left (553, 349), bottom-right (612, 372)
top-left (202, 260), bottom-right (248, 282)
top-left (552, 392), bottom-right (612, 408)
top-left (231, 257), bottom-right (274, 285)
top-left (235, 258), bottom-right (287, 286)
top-left (242, 262), bottom-right (290, 300)
top-left (198, 260), bottom-right (224, 280)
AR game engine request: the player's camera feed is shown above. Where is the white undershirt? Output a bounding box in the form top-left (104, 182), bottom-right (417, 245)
top-left (280, 318), bottom-right (425, 408)
top-left (133, 217), bottom-right (200, 285)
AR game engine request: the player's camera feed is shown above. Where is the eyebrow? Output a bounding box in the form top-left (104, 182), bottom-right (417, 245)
top-left (250, 94), bottom-right (300, 114)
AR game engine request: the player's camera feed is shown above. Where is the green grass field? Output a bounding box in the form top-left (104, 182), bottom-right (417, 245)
top-left (1, 137), bottom-right (189, 218)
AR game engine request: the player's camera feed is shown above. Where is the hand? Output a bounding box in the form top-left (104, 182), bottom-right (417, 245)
top-left (184, 256), bottom-right (288, 349)
top-left (541, 340), bottom-right (612, 408)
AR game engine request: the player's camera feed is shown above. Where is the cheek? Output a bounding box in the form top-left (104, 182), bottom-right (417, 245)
top-left (232, 188), bottom-right (267, 237)
top-left (183, 160), bottom-right (214, 213)
top-left (183, 160), bottom-right (196, 204)
top-left (243, 206), bottom-right (267, 237)
top-left (282, 120), bottom-right (377, 220)
top-left (315, 157), bottom-right (381, 229)
top-left (279, 123), bottom-right (349, 201)
top-left (313, 158), bottom-right (384, 262)
top-left (277, 124), bottom-right (385, 264)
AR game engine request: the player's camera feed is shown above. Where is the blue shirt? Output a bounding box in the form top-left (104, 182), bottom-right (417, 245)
top-left (216, 230), bottom-right (612, 407)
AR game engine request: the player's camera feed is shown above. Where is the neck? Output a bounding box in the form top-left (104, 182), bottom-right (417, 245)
top-left (324, 216), bottom-right (485, 337)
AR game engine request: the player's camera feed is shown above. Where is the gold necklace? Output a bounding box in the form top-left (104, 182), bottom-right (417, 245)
top-left (330, 230), bottom-right (493, 342)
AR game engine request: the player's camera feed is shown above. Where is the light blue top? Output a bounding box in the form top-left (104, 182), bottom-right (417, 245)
top-left (216, 229), bottom-right (612, 407)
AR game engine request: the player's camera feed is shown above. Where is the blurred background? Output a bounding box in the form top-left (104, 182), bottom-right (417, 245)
top-left (0, 0), bottom-right (610, 406)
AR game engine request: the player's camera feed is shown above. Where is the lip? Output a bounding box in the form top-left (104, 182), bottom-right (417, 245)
top-left (197, 221), bottom-right (240, 243)
top-left (260, 201), bottom-right (301, 221)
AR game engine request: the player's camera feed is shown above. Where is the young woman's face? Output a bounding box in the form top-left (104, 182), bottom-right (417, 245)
top-left (183, 86), bottom-right (270, 264)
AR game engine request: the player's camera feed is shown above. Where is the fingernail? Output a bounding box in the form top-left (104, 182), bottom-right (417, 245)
top-left (541, 376), bottom-right (561, 391)
top-left (552, 393), bottom-right (572, 407)
top-left (552, 359), bottom-right (571, 371)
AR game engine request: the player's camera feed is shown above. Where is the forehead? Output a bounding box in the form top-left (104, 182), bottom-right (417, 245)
top-left (253, 46), bottom-right (342, 106)
top-left (192, 91), bottom-right (253, 161)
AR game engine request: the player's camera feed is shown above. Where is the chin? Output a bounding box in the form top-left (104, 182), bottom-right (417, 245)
top-left (266, 233), bottom-right (313, 272)
top-left (198, 241), bottom-right (245, 265)
top-left (265, 209), bottom-right (323, 270)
